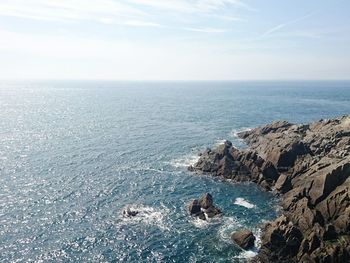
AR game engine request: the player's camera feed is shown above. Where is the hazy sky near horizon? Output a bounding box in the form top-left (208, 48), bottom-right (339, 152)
top-left (0, 0), bottom-right (349, 80)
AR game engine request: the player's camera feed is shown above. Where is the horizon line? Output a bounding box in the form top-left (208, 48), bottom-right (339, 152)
top-left (1, 78), bottom-right (350, 82)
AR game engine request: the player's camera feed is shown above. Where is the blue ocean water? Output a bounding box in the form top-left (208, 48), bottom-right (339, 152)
top-left (1, 81), bottom-right (350, 262)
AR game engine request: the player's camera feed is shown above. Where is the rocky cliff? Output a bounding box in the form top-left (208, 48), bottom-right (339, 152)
top-left (189, 115), bottom-right (350, 262)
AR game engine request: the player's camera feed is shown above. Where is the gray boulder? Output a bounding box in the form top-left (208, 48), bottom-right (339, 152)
top-left (231, 229), bottom-right (256, 250)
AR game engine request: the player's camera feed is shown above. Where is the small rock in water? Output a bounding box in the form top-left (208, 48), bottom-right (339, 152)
top-left (198, 193), bottom-right (213, 209)
top-left (187, 193), bottom-right (222, 220)
top-left (123, 207), bottom-right (139, 217)
top-left (205, 205), bottom-right (222, 218)
top-left (188, 199), bottom-right (201, 215)
top-left (231, 228), bottom-right (256, 250)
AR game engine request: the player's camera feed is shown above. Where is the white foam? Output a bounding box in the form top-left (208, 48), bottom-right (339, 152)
top-left (168, 154), bottom-right (200, 168)
top-left (190, 217), bottom-right (210, 229)
top-left (253, 227), bottom-right (262, 248)
top-left (213, 139), bottom-right (226, 148)
top-left (234, 250), bottom-right (257, 259)
top-left (215, 214), bottom-right (264, 260)
top-left (234, 198), bottom-right (256, 209)
top-left (190, 213), bottom-right (222, 229)
top-left (230, 127), bottom-right (252, 138)
top-left (217, 216), bottom-right (242, 243)
top-left (118, 204), bottom-right (170, 231)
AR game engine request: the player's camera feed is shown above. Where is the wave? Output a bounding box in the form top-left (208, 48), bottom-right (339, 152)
top-left (168, 139), bottom-right (231, 169)
top-left (233, 197), bottom-right (256, 209)
top-left (189, 214), bottom-right (222, 229)
top-left (167, 153), bottom-right (200, 168)
top-left (217, 216), bottom-right (263, 260)
top-left (213, 139), bottom-right (227, 148)
top-left (168, 138), bottom-right (232, 169)
top-left (118, 204), bottom-right (170, 231)
top-left (233, 250), bottom-right (257, 260)
top-left (217, 216), bottom-right (242, 243)
top-left (190, 217), bottom-right (210, 229)
top-left (253, 227), bottom-right (262, 248)
top-left (230, 127), bottom-right (252, 138)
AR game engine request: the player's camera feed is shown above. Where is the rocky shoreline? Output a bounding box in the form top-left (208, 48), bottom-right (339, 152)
top-left (189, 115), bottom-right (350, 262)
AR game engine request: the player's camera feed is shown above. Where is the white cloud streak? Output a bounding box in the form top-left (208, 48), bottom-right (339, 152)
top-left (127, 0), bottom-right (254, 13)
top-left (183, 27), bottom-right (228, 33)
top-left (261, 12), bottom-right (317, 38)
top-left (0, 0), bottom-right (154, 27)
top-left (0, 0), bottom-right (249, 30)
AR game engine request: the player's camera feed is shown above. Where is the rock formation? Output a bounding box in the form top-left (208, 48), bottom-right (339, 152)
top-left (231, 228), bottom-right (256, 250)
top-left (187, 193), bottom-right (222, 220)
top-left (189, 115), bottom-right (350, 262)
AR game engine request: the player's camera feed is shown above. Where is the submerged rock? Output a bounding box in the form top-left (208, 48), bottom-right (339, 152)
top-left (189, 115), bottom-right (350, 262)
top-left (123, 207), bottom-right (139, 217)
top-left (187, 193), bottom-right (222, 220)
top-left (231, 228), bottom-right (256, 250)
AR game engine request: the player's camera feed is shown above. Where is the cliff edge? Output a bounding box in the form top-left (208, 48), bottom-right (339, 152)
top-left (189, 115), bottom-right (350, 262)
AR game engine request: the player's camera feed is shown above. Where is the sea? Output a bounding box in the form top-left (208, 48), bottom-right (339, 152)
top-left (1, 81), bottom-right (350, 262)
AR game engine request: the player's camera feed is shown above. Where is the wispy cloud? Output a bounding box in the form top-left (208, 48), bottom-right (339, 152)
top-left (0, 0), bottom-right (148, 25)
top-left (183, 27), bottom-right (228, 33)
top-left (127, 0), bottom-right (255, 13)
top-left (261, 12), bottom-right (316, 38)
top-left (195, 0), bottom-right (257, 12)
top-left (271, 31), bottom-right (323, 39)
top-left (127, 0), bottom-right (194, 13)
top-left (262, 24), bottom-right (286, 37)
top-left (0, 0), bottom-right (250, 31)
top-left (123, 20), bottom-right (162, 28)
top-left (213, 15), bottom-right (244, 22)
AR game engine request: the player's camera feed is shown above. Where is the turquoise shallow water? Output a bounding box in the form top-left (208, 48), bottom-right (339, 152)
top-left (1, 81), bottom-right (350, 262)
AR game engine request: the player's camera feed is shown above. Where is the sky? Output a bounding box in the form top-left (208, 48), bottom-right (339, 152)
top-left (0, 0), bottom-right (349, 80)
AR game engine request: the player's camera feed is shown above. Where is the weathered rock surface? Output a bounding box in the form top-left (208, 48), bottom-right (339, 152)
top-left (188, 140), bottom-right (279, 190)
top-left (187, 193), bottom-right (222, 220)
top-left (188, 199), bottom-right (201, 215)
top-left (189, 115), bottom-right (350, 262)
top-left (231, 228), bottom-right (256, 250)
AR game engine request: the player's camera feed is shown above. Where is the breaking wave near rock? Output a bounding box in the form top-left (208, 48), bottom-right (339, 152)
top-left (118, 204), bottom-right (170, 231)
top-left (233, 197), bottom-right (256, 209)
